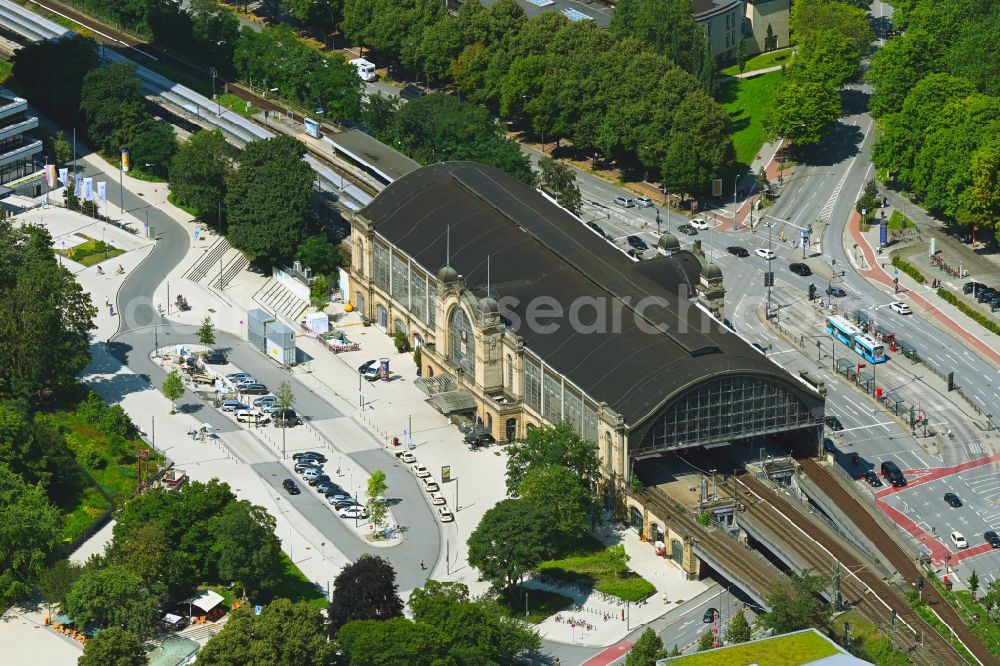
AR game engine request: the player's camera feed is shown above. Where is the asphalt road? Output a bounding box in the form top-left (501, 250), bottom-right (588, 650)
top-left (103, 170), bottom-right (442, 591)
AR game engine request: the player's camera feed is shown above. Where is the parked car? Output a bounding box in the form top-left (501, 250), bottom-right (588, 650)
top-left (755, 248), bottom-right (776, 260)
top-left (863, 470), bottom-right (882, 487)
top-left (880, 460), bottom-right (907, 487)
top-left (613, 196), bottom-right (635, 208)
top-left (302, 468), bottom-right (322, 481)
top-left (951, 531), bottom-right (968, 549)
top-left (334, 498), bottom-right (359, 510)
top-left (789, 263), bottom-right (812, 276)
top-left (282, 479), bottom-right (300, 495)
top-left (399, 84), bottom-right (426, 101)
top-left (358, 359), bottom-right (377, 374)
top-left (254, 395), bottom-right (278, 407)
top-left (203, 351), bottom-right (227, 365)
top-left (676, 224), bottom-right (698, 236)
top-left (824, 415), bottom-right (844, 431)
top-left (233, 376), bottom-right (259, 387)
top-left (411, 464), bottom-right (431, 478)
top-left (985, 531), bottom-right (1000, 548)
top-left (339, 506), bottom-right (369, 519)
top-left (635, 196), bottom-right (653, 208)
top-left (222, 400), bottom-right (247, 412)
top-left (888, 301), bottom-right (911, 315)
top-left (272, 409), bottom-right (302, 428)
top-left (586, 221), bottom-right (608, 238)
top-left (944, 492), bottom-right (963, 507)
top-left (293, 451), bottom-right (327, 463)
top-left (422, 478), bottom-right (440, 492)
top-left (315, 482), bottom-right (338, 494)
top-left (437, 507), bottom-right (454, 522)
top-left (689, 218), bottom-right (709, 230)
top-left (400, 452), bottom-right (416, 463)
top-left (235, 409), bottom-right (269, 424)
top-left (963, 281), bottom-right (985, 295)
top-left (703, 608), bottom-right (718, 623)
top-left (627, 235), bottom-right (649, 251)
top-left (226, 373), bottom-right (254, 383)
top-left (295, 462), bottom-right (323, 474)
top-left (429, 492), bottom-right (446, 506)
top-left (363, 365), bottom-right (381, 381)
top-left (977, 288), bottom-right (996, 304)
top-left (826, 285), bottom-right (847, 298)
top-left (239, 383), bottom-right (270, 395)
top-left (726, 246), bottom-right (749, 257)
top-left (308, 474), bottom-right (331, 487)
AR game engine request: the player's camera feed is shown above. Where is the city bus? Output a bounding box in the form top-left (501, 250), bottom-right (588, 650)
top-left (826, 316), bottom-right (887, 364)
top-left (826, 315), bottom-right (860, 346)
top-left (852, 333), bottom-right (886, 364)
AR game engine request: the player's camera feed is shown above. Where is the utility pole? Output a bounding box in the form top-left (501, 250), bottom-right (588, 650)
top-left (832, 561), bottom-right (843, 610)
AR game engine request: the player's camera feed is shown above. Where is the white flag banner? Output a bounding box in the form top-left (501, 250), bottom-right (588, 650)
top-left (97, 181), bottom-right (106, 204)
top-left (82, 177), bottom-right (93, 202)
top-left (74, 177), bottom-right (82, 197)
top-left (58, 168), bottom-right (68, 187)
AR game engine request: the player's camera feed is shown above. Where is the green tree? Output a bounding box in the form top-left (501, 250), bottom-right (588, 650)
top-left (761, 570), bottom-right (832, 634)
top-left (197, 316), bottom-right (215, 348)
top-left (969, 570), bottom-right (980, 600)
top-left (866, 30), bottom-right (944, 118)
top-left (505, 422), bottom-right (600, 496)
top-left (212, 501), bottom-right (283, 596)
top-left (467, 499), bottom-right (554, 593)
top-left (764, 80), bottom-right (841, 147)
top-left (337, 617), bottom-right (455, 666)
top-left (80, 63), bottom-right (146, 154)
top-left (225, 136), bottom-right (314, 265)
top-left (697, 630), bottom-right (716, 651)
top-left (789, 0), bottom-right (871, 55)
top-left (855, 179), bottom-right (880, 220)
top-left (196, 599), bottom-right (334, 666)
top-left (664, 90), bottom-right (735, 197)
top-left (79, 627), bottom-right (148, 666)
top-left (537, 157), bottom-right (581, 214)
top-left (958, 137), bottom-right (1000, 238)
top-left (168, 130), bottom-right (232, 227)
top-left (736, 36), bottom-right (747, 74)
top-left (310, 275), bottom-right (329, 303)
top-left (190, 0), bottom-right (239, 73)
top-left (0, 463), bottom-right (60, 608)
top-left (43, 130), bottom-right (73, 166)
top-left (408, 580), bottom-right (541, 664)
top-left (625, 627), bottom-right (666, 666)
top-left (724, 609), bottom-right (752, 644)
top-left (789, 30), bottom-right (859, 88)
top-left (66, 565), bottom-right (161, 638)
top-left (361, 92), bottom-right (400, 136)
top-left (39, 559), bottom-right (83, 616)
top-left (327, 553), bottom-right (403, 632)
top-left (296, 235), bottom-right (342, 276)
top-left (161, 369), bottom-right (184, 413)
top-left (367, 469), bottom-right (389, 532)
top-left (288, 0), bottom-right (343, 33)
top-left (129, 118), bottom-right (176, 179)
top-left (0, 222), bottom-right (96, 401)
top-left (517, 464), bottom-right (595, 537)
top-left (0, 403), bottom-right (79, 502)
top-left (11, 35), bottom-right (97, 126)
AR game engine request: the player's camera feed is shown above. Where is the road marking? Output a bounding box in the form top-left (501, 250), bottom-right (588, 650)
top-left (818, 169), bottom-right (851, 222)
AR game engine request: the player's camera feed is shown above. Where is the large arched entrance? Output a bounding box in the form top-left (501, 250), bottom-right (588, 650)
top-left (629, 506), bottom-right (643, 535)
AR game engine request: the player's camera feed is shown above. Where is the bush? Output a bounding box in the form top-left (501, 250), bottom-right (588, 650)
top-left (310, 275), bottom-right (329, 303)
top-left (891, 256), bottom-right (925, 284)
top-left (697, 511), bottom-right (713, 527)
top-left (393, 330), bottom-right (408, 353)
top-left (79, 445), bottom-right (106, 470)
top-left (939, 289), bottom-right (1000, 337)
top-left (100, 405), bottom-right (137, 439)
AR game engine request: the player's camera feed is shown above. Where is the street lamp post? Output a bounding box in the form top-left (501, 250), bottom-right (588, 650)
top-left (211, 67), bottom-right (220, 116)
top-left (765, 222), bottom-right (774, 318)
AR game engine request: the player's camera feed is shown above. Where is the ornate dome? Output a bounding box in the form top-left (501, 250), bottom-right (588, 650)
top-left (657, 232), bottom-right (680, 252)
top-left (478, 296), bottom-right (499, 316)
top-left (437, 265), bottom-right (459, 283)
top-left (703, 262), bottom-right (723, 279)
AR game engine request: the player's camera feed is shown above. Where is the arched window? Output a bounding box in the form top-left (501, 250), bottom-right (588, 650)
top-left (356, 239), bottom-right (366, 276)
top-left (449, 307), bottom-right (475, 376)
top-left (603, 432), bottom-right (613, 470)
top-left (506, 355), bottom-right (514, 389)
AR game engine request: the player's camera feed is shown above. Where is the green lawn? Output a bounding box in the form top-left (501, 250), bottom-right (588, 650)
top-left (536, 536), bottom-right (656, 602)
top-left (720, 70), bottom-right (784, 166)
top-left (56, 236), bottom-right (126, 267)
top-left (495, 585), bottom-right (573, 624)
top-left (887, 210), bottom-right (914, 231)
top-left (166, 192), bottom-right (200, 217)
top-left (263, 552), bottom-right (328, 608)
top-left (0, 60), bottom-right (12, 84)
top-left (668, 629), bottom-right (840, 665)
top-left (720, 49), bottom-right (793, 76)
top-left (60, 485), bottom-right (111, 542)
top-left (218, 93), bottom-right (259, 118)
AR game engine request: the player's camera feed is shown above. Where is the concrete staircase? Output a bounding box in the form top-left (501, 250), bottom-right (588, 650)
top-left (184, 236), bottom-right (230, 282)
top-left (254, 279), bottom-right (309, 323)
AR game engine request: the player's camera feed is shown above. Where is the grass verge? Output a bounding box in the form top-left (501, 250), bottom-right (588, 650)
top-left (218, 92), bottom-right (258, 118)
top-left (720, 48), bottom-right (792, 76)
top-left (166, 192), bottom-right (200, 217)
top-left (719, 70), bottom-right (784, 165)
top-left (907, 590), bottom-right (978, 664)
top-left (887, 210), bottom-right (914, 231)
top-left (56, 235), bottom-right (125, 266)
top-left (927, 574), bottom-right (1000, 660)
top-left (495, 585), bottom-right (572, 624)
top-left (262, 552), bottom-right (328, 608)
top-left (536, 536), bottom-right (656, 602)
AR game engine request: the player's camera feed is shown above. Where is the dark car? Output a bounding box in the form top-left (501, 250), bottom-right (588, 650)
top-left (400, 84), bottom-right (426, 101)
top-left (315, 481), bottom-right (338, 494)
top-left (985, 531), bottom-right (1000, 548)
top-left (627, 235), bottom-right (649, 251)
top-left (293, 451), bottom-right (327, 463)
top-left (751, 342), bottom-right (767, 354)
top-left (944, 492), bottom-right (963, 507)
top-left (203, 351), bottom-right (227, 365)
top-left (789, 262), bottom-right (812, 276)
top-left (358, 359), bottom-right (377, 374)
top-left (825, 415), bottom-right (844, 431)
top-left (880, 460), bottom-right (907, 487)
top-left (823, 437), bottom-right (836, 453)
top-left (977, 288), bottom-right (996, 304)
top-left (586, 221), bottom-right (608, 238)
top-left (468, 432), bottom-right (496, 448)
top-left (335, 499), bottom-right (360, 510)
top-left (273, 409), bottom-right (302, 427)
top-left (282, 479), bottom-right (300, 495)
top-left (726, 246), bottom-right (749, 257)
top-left (703, 608), bottom-right (719, 623)
top-left (308, 474), bottom-right (331, 487)
top-left (723, 318), bottom-right (736, 332)
top-left (963, 281), bottom-right (985, 295)
top-left (826, 285), bottom-right (847, 298)
top-left (863, 470), bottom-right (882, 487)
top-left (677, 224), bottom-right (698, 236)
top-left (324, 487), bottom-right (347, 499)
top-left (239, 383), bottom-right (269, 395)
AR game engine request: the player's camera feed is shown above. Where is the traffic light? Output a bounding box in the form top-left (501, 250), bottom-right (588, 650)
top-left (764, 272), bottom-right (774, 287)
top-left (809, 284), bottom-right (817, 301)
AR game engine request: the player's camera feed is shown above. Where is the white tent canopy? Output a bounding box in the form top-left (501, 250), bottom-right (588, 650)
top-left (184, 589), bottom-right (224, 613)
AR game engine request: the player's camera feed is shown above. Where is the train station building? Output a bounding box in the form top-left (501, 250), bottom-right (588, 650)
top-left (344, 162), bottom-right (825, 572)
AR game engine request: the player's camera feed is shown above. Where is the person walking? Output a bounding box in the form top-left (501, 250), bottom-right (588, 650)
top-left (420, 560), bottom-right (426, 571)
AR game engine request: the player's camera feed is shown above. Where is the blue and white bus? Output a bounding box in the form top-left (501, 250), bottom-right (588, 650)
top-left (826, 316), bottom-right (887, 363)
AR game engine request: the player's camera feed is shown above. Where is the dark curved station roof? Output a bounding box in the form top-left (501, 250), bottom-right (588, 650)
top-left (359, 162), bottom-right (821, 427)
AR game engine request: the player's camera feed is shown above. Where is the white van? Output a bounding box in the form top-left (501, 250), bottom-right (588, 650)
top-left (350, 58), bottom-right (377, 82)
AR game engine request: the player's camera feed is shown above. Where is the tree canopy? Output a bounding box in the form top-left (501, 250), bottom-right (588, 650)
top-left (225, 136), bottom-right (315, 265)
top-left (761, 571), bottom-right (832, 634)
top-left (505, 422), bottom-right (600, 496)
top-left (625, 627), bottom-right (667, 666)
top-left (0, 463), bottom-right (61, 608)
top-left (11, 36), bottom-right (97, 128)
top-left (327, 553), bottom-right (404, 632)
top-left (518, 464), bottom-right (596, 537)
top-left (79, 627), bottom-right (148, 666)
top-left (169, 130), bottom-right (233, 228)
top-left (336, 617), bottom-right (454, 666)
top-left (467, 498), bottom-right (555, 592)
top-left (66, 564), bottom-right (162, 638)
